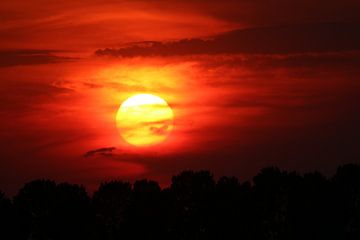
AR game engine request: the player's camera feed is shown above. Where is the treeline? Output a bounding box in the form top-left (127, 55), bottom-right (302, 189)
top-left (1, 164), bottom-right (360, 240)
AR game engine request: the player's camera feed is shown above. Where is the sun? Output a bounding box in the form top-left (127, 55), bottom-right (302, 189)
top-left (116, 94), bottom-right (174, 146)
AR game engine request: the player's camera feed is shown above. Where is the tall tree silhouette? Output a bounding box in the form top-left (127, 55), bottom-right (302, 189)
top-left (288, 171), bottom-right (334, 240)
top-left (13, 180), bottom-right (58, 240)
top-left (127, 179), bottom-right (165, 239)
top-left (333, 164), bottom-right (360, 239)
top-left (214, 176), bottom-right (252, 240)
top-left (92, 181), bottom-right (132, 240)
top-left (52, 183), bottom-right (95, 240)
top-left (169, 170), bottom-right (215, 240)
top-left (13, 180), bottom-right (96, 240)
top-left (252, 167), bottom-right (303, 240)
top-left (0, 191), bottom-right (14, 239)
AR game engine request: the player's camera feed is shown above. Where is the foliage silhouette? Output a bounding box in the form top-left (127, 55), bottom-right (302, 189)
top-left (1, 164), bottom-right (360, 239)
top-left (127, 179), bottom-right (164, 239)
top-left (12, 180), bottom-right (96, 240)
top-left (92, 180), bottom-right (132, 240)
top-left (0, 191), bottom-right (14, 239)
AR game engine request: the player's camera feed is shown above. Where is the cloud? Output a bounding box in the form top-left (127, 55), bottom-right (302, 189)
top-left (0, 49), bottom-right (75, 67)
top-left (2, 0), bottom-right (360, 50)
top-left (84, 147), bottom-right (116, 158)
top-left (189, 0), bottom-right (360, 25)
top-left (95, 23), bottom-right (360, 57)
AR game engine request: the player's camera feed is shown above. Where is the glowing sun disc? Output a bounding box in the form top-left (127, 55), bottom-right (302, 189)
top-left (116, 94), bottom-right (174, 146)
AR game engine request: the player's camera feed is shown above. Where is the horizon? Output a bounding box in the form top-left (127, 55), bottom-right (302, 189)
top-left (0, 163), bottom-right (358, 197)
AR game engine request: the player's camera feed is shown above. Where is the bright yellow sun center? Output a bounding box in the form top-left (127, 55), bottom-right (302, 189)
top-left (116, 94), bottom-right (174, 146)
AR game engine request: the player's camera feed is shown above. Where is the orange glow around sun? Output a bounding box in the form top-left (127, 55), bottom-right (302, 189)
top-left (116, 93), bottom-right (174, 146)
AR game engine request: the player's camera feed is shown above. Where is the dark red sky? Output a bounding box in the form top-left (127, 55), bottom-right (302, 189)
top-left (1, 0), bottom-right (360, 195)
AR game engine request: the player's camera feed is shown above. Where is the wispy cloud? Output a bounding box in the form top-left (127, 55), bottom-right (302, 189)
top-left (84, 147), bottom-right (116, 158)
top-left (95, 23), bottom-right (360, 57)
top-left (0, 49), bottom-right (75, 67)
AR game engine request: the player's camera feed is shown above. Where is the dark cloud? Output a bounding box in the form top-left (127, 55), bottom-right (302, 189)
top-left (95, 23), bottom-right (360, 57)
top-left (84, 147), bottom-right (116, 158)
top-left (231, 0), bottom-right (360, 25)
top-left (0, 49), bottom-right (75, 67)
top-left (0, 80), bottom-right (72, 116)
top-left (153, 0), bottom-right (360, 26)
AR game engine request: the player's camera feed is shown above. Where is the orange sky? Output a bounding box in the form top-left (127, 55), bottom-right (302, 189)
top-left (1, 0), bottom-right (360, 195)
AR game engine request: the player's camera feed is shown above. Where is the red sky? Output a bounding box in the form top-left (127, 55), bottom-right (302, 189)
top-left (1, 0), bottom-right (360, 195)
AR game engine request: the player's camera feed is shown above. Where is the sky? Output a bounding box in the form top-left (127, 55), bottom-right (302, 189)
top-left (1, 0), bottom-right (360, 195)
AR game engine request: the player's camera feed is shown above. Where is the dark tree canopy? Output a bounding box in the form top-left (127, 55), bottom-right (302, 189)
top-left (1, 164), bottom-right (360, 240)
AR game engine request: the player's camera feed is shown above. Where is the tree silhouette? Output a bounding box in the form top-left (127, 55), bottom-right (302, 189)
top-left (51, 183), bottom-right (95, 240)
top-left (12, 180), bottom-right (96, 240)
top-left (169, 170), bottom-right (215, 240)
top-left (252, 167), bottom-right (308, 240)
top-left (1, 163), bottom-right (360, 239)
top-left (0, 191), bottom-right (14, 239)
top-left (92, 181), bottom-right (132, 240)
top-left (127, 179), bottom-right (165, 239)
top-left (13, 179), bottom-right (58, 240)
top-left (333, 164), bottom-right (360, 239)
top-left (214, 176), bottom-right (252, 239)
top-left (288, 171), bottom-right (334, 240)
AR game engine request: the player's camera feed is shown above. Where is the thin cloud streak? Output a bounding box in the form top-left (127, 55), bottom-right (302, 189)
top-left (0, 49), bottom-right (76, 67)
top-left (95, 23), bottom-right (360, 57)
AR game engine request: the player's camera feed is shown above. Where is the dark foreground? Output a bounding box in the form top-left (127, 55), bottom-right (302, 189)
top-left (1, 164), bottom-right (360, 240)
